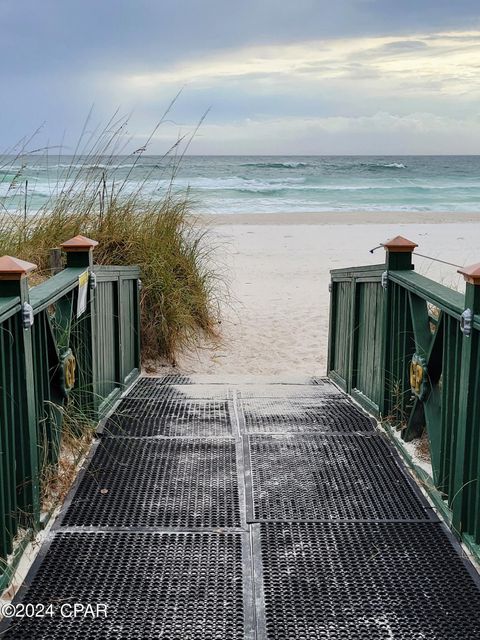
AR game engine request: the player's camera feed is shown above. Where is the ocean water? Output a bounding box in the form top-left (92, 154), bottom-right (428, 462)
top-left (1, 155), bottom-right (480, 215)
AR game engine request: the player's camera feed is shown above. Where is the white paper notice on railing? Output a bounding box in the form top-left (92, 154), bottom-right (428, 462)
top-left (77, 271), bottom-right (89, 318)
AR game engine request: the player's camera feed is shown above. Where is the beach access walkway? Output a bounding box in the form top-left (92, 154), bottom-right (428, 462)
top-left (3, 374), bottom-right (480, 639)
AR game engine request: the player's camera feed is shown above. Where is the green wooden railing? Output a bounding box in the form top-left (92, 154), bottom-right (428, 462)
top-left (328, 235), bottom-right (480, 557)
top-left (0, 236), bottom-right (140, 588)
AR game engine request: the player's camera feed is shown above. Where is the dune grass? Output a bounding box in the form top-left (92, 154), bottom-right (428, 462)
top-left (0, 112), bottom-right (222, 362)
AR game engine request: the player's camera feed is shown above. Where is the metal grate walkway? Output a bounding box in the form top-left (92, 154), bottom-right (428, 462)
top-left (2, 375), bottom-right (480, 639)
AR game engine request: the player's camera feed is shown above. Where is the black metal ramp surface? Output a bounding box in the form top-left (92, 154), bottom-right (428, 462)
top-left (2, 375), bottom-right (480, 640)
top-left (256, 522), bottom-right (480, 640)
top-left (5, 531), bottom-right (253, 640)
top-left (102, 396), bottom-right (234, 437)
top-left (60, 437), bottom-right (241, 528)
top-left (245, 433), bottom-right (434, 522)
top-left (240, 395), bottom-right (375, 433)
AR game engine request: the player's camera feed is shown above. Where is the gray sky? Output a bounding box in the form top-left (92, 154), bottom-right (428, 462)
top-left (2, 1), bottom-right (480, 154)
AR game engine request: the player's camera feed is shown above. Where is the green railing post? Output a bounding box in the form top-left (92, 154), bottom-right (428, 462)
top-left (60, 235), bottom-right (99, 418)
top-left (135, 277), bottom-right (142, 371)
top-left (452, 262), bottom-right (480, 536)
top-left (0, 256), bottom-right (40, 528)
top-left (61, 234), bottom-right (98, 269)
top-left (380, 236), bottom-right (418, 416)
top-left (383, 235), bottom-right (417, 272)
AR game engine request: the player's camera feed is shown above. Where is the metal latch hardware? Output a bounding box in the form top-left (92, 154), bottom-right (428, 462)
top-left (381, 271), bottom-right (388, 289)
top-left (22, 302), bottom-right (34, 328)
top-left (460, 308), bottom-right (473, 337)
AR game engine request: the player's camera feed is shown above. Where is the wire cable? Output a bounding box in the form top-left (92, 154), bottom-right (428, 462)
top-left (369, 245), bottom-right (463, 269)
top-left (414, 253), bottom-right (463, 269)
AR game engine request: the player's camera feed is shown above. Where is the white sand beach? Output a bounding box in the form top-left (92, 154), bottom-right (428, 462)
top-left (176, 212), bottom-right (480, 376)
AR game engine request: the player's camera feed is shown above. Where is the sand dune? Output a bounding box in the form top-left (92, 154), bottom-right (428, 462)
top-left (177, 214), bottom-right (480, 376)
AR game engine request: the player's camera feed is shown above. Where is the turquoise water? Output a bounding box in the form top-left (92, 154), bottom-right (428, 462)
top-left (1, 155), bottom-right (480, 214)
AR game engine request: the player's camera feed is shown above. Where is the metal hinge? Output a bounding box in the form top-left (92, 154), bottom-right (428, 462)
top-left (22, 302), bottom-right (34, 329)
top-left (89, 272), bottom-right (97, 290)
top-left (138, 279), bottom-right (143, 292)
top-left (328, 282), bottom-right (332, 293)
top-left (381, 271), bottom-right (388, 289)
top-left (460, 308), bottom-right (473, 337)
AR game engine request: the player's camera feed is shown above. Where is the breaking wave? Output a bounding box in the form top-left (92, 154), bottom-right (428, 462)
top-left (240, 161), bottom-right (309, 169)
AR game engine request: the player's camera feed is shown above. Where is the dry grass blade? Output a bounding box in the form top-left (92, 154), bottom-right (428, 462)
top-left (0, 111), bottom-right (224, 362)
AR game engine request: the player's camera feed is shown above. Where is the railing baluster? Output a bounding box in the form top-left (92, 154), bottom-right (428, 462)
top-left (452, 263), bottom-right (480, 536)
top-left (0, 257), bottom-right (40, 538)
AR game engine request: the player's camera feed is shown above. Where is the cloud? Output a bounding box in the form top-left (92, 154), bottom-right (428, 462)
top-left (179, 112), bottom-right (480, 154)
top-left (2, 0), bottom-right (478, 79)
top-left (113, 30), bottom-right (480, 96)
top-left (377, 40), bottom-right (428, 52)
top-left (1, 0), bottom-right (480, 154)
